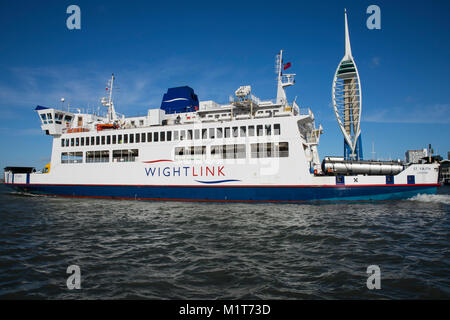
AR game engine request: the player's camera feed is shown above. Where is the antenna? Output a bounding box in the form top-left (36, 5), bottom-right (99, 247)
top-left (371, 142), bottom-right (375, 160)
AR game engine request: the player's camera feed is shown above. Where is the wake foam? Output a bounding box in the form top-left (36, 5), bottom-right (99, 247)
top-left (408, 193), bottom-right (450, 205)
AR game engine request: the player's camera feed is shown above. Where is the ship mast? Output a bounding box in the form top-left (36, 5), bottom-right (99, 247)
top-left (102, 74), bottom-right (117, 123)
top-left (275, 50), bottom-right (295, 106)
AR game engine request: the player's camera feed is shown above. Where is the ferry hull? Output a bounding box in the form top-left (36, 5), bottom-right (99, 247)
top-left (4, 183), bottom-right (439, 202)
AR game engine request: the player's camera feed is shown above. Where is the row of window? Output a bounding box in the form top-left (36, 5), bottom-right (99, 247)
top-left (61, 142), bottom-right (290, 164)
top-left (61, 124), bottom-right (282, 147)
top-left (61, 149), bottom-right (139, 164)
top-left (174, 142), bottom-right (289, 159)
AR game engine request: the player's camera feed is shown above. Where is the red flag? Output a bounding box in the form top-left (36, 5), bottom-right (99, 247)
top-left (283, 62), bottom-right (291, 70)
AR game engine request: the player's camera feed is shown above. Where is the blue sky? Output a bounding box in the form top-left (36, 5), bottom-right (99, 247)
top-left (1, 0), bottom-right (449, 170)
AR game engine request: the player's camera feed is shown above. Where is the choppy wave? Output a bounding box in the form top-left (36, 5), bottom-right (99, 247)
top-left (0, 184), bottom-right (449, 299)
top-left (408, 193), bottom-right (450, 205)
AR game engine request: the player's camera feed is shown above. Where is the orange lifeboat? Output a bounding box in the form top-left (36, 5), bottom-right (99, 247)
top-left (67, 127), bottom-right (89, 133)
top-left (96, 123), bottom-right (119, 131)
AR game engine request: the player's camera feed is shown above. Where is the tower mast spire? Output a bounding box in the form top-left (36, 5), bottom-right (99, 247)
top-left (344, 8), bottom-right (353, 59)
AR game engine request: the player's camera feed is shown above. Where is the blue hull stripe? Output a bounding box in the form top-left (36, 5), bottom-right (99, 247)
top-left (5, 184), bottom-right (438, 202)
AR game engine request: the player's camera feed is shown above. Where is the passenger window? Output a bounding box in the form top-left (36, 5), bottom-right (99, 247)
top-left (217, 128), bottom-right (223, 139)
top-left (274, 124), bottom-right (280, 135)
top-left (248, 126), bottom-right (255, 136)
top-left (232, 127), bottom-right (238, 137)
top-left (257, 125), bottom-right (263, 136)
top-left (240, 126), bottom-right (246, 137)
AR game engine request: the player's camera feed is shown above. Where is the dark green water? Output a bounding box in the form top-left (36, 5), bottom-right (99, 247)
top-left (0, 184), bottom-right (449, 299)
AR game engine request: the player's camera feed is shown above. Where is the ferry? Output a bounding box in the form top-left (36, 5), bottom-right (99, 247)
top-left (2, 59), bottom-right (440, 202)
top-left (2, 12), bottom-right (440, 202)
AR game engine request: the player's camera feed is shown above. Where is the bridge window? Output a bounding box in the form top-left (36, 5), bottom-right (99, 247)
top-left (55, 113), bottom-right (63, 124)
top-left (47, 113), bottom-right (53, 124)
top-left (40, 113), bottom-right (47, 124)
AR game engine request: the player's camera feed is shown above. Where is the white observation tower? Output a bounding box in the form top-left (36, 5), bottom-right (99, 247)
top-left (332, 9), bottom-right (363, 160)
